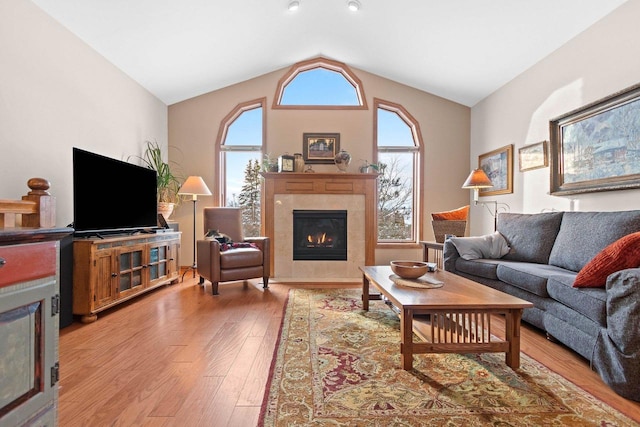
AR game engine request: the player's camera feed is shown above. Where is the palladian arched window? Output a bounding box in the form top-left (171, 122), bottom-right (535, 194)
top-left (273, 57), bottom-right (367, 109)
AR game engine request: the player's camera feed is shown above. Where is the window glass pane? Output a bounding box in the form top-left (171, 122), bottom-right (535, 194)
top-left (377, 109), bottom-right (415, 147)
top-left (224, 108), bottom-right (262, 146)
top-left (225, 152), bottom-right (261, 206)
top-left (377, 152), bottom-right (414, 240)
top-left (221, 105), bottom-right (264, 237)
top-left (281, 68), bottom-right (359, 105)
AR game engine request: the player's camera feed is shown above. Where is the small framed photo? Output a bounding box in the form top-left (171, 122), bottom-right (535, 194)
top-left (478, 144), bottom-right (513, 197)
top-left (303, 133), bottom-right (340, 164)
top-left (519, 141), bottom-right (548, 172)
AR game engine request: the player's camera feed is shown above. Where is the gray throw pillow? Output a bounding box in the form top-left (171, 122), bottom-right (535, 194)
top-left (449, 231), bottom-right (510, 260)
top-left (498, 212), bottom-right (564, 264)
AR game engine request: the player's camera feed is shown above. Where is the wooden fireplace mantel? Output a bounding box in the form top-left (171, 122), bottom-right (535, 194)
top-left (261, 172), bottom-right (378, 274)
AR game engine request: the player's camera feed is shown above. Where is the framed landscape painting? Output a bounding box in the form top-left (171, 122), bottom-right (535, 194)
top-left (550, 83), bottom-right (640, 195)
top-left (478, 144), bottom-right (513, 196)
top-left (303, 133), bottom-right (340, 164)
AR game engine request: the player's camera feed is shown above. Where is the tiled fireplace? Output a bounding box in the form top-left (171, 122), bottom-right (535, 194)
top-left (262, 172), bottom-right (378, 281)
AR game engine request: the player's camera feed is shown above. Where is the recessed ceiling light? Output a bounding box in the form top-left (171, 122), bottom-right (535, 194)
top-left (288, 0), bottom-right (300, 11)
top-left (347, 0), bottom-right (360, 11)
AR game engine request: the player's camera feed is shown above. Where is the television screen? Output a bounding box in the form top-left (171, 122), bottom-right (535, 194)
top-left (73, 147), bottom-right (158, 235)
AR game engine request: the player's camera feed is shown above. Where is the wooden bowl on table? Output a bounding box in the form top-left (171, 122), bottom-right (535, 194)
top-left (390, 260), bottom-right (429, 280)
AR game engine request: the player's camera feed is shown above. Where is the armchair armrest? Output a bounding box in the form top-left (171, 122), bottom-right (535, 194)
top-left (197, 239), bottom-right (221, 283)
top-left (245, 237), bottom-right (271, 277)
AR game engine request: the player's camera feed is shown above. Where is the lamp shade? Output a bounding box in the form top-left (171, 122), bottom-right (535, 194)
top-left (461, 168), bottom-right (493, 189)
top-left (178, 176), bottom-right (212, 196)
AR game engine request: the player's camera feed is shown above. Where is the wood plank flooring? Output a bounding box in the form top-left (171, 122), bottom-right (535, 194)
top-left (58, 278), bottom-right (640, 426)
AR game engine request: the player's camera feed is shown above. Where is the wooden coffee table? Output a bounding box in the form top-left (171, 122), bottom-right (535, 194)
top-left (360, 265), bottom-right (533, 371)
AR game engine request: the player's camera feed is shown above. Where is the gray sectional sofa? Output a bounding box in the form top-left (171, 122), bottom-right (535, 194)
top-left (443, 210), bottom-right (640, 401)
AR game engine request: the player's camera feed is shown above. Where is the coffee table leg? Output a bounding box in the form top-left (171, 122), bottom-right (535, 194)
top-left (505, 309), bottom-right (523, 369)
top-left (362, 274), bottom-right (370, 311)
top-left (400, 308), bottom-right (413, 370)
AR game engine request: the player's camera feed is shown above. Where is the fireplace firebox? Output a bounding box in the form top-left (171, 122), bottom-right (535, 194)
top-left (293, 210), bottom-right (347, 261)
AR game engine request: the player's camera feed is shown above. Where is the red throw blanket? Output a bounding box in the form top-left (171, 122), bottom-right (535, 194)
top-left (219, 242), bottom-right (258, 252)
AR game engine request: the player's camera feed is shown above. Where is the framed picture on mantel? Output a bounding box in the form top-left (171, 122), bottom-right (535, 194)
top-left (303, 133), bottom-right (340, 164)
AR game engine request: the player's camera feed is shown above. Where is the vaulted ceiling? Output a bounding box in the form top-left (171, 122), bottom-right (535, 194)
top-left (30, 0), bottom-right (627, 107)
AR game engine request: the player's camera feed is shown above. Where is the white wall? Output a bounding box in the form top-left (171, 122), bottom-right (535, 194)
top-left (0, 0), bottom-right (167, 227)
top-left (470, 0), bottom-right (640, 235)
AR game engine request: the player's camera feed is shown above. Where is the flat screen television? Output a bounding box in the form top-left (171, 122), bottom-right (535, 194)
top-left (73, 147), bottom-right (158, 236)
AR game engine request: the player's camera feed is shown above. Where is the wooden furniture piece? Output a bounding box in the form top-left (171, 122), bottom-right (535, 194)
top-left (0, 177), bottom-right (56, 228)
top-left (419, 240), bottom-right (444, 269)
top-left (73, 231), bottom-right (180, 323)
top-left (0, 179), bottom-right (72, 426)
top-left (360, 265), bottom-right (533, 370)
top-left (197, 207), bottom-right (269, 295)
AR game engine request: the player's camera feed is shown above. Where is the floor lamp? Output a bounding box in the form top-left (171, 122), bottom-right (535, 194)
top-left (178, 176), bottom-right (211, 281)
top-left (461, 168), bottom-right (509, 231)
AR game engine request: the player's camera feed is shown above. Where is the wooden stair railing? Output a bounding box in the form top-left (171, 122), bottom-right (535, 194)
top-left (0, 178), bottom-right (56, 228)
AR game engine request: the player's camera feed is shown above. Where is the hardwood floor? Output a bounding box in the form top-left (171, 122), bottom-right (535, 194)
top-left (58, 277), bottom-right (640, 426)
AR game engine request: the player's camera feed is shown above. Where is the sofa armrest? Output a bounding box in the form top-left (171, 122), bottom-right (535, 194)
top-left (245, 237), bottom-right (271, 277)
top-left (443, 239), bottom-right (461, 273)
top-left (196, 239), bottom-right (221, 282)
top-left (592, 268), bottom-right (640, 400)
top-left (604, 268), bottom-right (640, 354)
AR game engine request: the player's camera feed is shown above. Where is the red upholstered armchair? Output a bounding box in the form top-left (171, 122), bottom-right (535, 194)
top-left (196, 207), bottom-right (270, 295)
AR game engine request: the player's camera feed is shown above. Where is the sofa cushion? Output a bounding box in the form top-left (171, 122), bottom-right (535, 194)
top-left (454, 258), bottom-right (502, 280)
top-left (449, 231), bottom-right (510, 260)
top-left (497, 212), bottom-right (564, 264)
top-left (546, 273), bottom-right (607, 326)
top-left (220, 247), bottom-right (263, 269)
top-left (549, 210), bottom-right (640, 273)
top-left (496, 262), bottom-right (570, 298)
top-left (573, 232), bottom-right (640, 288)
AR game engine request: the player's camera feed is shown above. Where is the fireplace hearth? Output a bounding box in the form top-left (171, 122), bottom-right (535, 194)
top-left (293, 210), bottom-right (347, 261)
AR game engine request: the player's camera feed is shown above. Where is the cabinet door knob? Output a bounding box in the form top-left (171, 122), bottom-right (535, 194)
top-left (0, 257), bottom-right (5, 268)
top-left (111, 273), bottom-right (117, 277)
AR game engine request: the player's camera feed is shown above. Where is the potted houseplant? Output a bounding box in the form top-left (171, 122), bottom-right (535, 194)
top-left (359, 160), bottom-right (380, 173)
top-left (132, 140), bottom-right (182, 219)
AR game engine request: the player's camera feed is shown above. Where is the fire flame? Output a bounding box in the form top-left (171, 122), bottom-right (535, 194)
top-left (307, 233), bottom-right (327, 244)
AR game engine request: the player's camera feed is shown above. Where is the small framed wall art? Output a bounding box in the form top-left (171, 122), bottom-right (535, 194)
top-left (302, 133), bottom-right (340, 164)
top-left (519, 141), bottom-right (548, 172)
top-left (478, 144), bottom-right (513, 196)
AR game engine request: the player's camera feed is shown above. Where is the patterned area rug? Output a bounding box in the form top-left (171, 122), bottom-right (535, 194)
top-left (259, 288), bottom-right (637, 426)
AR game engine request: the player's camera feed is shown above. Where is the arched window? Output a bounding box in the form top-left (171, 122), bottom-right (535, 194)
top-left (273, 57), bottom-right (367, 109)
top-left (215, 98), bottom-right (266, 237)
top-left (375, 98), bottom-right (423, 243)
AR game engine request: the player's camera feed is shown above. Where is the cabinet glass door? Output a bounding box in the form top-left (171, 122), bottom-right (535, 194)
top-left (118, 247), bottom-right (144, 292)
top-left (148, 244), bottom-right (169, 283)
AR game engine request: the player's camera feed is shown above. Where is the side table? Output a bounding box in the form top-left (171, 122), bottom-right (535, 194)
top-left (419, 240), bottom-right (443, 269)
